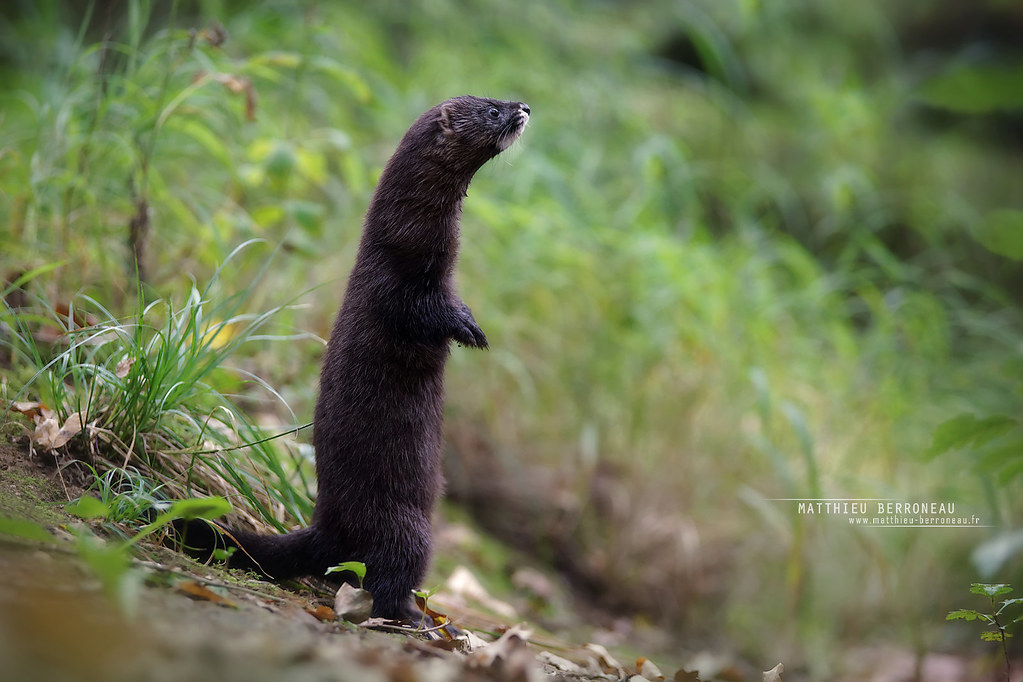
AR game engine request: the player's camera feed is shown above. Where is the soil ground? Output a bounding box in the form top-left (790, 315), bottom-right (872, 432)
top-left (0, 440), bottom-right (690, 682)
top-left (0, 438), bottom-right (1001, 682)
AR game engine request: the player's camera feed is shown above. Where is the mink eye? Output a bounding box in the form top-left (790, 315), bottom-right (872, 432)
top-left (488, 107), bottom-right (500, 119)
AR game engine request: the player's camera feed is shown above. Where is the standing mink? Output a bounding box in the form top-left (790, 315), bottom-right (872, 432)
top-left (182, 96), bottom-right (530, 620)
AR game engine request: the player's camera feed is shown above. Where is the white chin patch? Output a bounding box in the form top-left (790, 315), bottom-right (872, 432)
top-left (498, 113), bottom-right (529, 151)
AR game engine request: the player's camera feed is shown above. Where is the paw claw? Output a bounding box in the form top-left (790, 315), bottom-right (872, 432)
top-left (452, 303), bottom-right (488, 349)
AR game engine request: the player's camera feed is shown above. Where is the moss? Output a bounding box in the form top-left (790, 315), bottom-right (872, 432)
top-left (0, 443), bottom-right (66, 527)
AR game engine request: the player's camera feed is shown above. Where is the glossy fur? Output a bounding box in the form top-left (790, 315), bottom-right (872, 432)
top-left (186, 96), bottom-right (529, 619)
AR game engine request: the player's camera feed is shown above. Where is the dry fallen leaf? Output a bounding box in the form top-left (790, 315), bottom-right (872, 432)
top-left (115, 357), bottom-right (135, 378)
top-left (175, 580), bottom-right (237, 608)
top-left (468, 625), bottom-right (540, 681)
top-left (334, 583), bottom-right (373, 624)
top-left (445, 565), bottom-right (517, 619)
top-left (584, 643), bottom-right (626, 677)
top-left (33, 410), bottom-right (83, 451)
top-left (674, 670), bottom-right (701, 682)
top-left (10, 401), bottom-right (44, 419)
top-left (453, 629), bottom-right (490, 654)
top-left (637, 656), bottom-right (665, 680)
top-left (304, 605), bottom-right (336, 622)
top-left (762, 662), bottom-right (784, 682)
top-left (537, 651), bottom-right (585, 675)
top-left (510, 566), bottom-right (557, 604)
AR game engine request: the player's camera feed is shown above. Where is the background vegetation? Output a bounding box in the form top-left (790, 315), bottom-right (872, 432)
top-left (1, 0), bottom-right (1021, 676)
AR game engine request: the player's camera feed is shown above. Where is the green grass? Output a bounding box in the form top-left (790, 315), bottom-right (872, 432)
top-left (1, 244), bottom-right (315, 532)
top-left (1, 0), bottom-right (1021, 674)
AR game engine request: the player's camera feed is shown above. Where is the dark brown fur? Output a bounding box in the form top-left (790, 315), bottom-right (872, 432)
top-left (180, 96), bottom-right (529, 620)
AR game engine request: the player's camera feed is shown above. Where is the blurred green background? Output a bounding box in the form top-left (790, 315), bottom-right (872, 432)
top-left (2, 0), bottom-right (1022, 676)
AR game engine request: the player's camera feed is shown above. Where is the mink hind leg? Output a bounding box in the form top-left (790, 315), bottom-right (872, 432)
top-left (360, 524), bottom-right (433, 620)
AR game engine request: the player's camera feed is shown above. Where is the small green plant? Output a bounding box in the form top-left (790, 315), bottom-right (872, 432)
top-left (947, 583), bottom-right (1023, 681)
top-left (81, 465), bottom-right (166, 526)
top-left (412, 586), bottom-right (445, 631)
top-left (68, 494), bottom-right (233, 615)
top-left (0, 494), bottom-right (231, 614)
top-left (325, 560), bottom-right (368, 588)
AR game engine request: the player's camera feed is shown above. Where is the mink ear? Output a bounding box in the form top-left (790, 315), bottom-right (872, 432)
top-left (438, 104), bottom-right (455, 137)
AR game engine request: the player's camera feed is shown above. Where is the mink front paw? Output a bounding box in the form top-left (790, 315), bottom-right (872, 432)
top-left (451, 303), bottom-right (488, 349)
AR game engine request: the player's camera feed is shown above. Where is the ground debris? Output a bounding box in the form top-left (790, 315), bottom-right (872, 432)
top-left (335, 582), bottom-right (373, 623)
top-left (176, 579), bottom-right (238, 608)
top-left (0, 445), bottom-right (682, 682)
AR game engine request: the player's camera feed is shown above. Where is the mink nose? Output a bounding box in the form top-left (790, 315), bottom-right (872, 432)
top-left (520, 103), bottom-right (530, 115)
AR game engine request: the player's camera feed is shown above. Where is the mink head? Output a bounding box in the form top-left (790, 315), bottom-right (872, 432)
top-left (420, 96), bottom-right (530, 174)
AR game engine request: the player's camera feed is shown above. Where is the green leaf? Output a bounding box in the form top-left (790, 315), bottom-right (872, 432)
top-left (0, 515), bottom-right (57, 544)
top-left (326, 561), bottom-right (367, 586)
top-left (165, 497), bottom-right (233, 521)
top-left (212, 547), bottom-right (236, 562)
top-left (981, 630), bottom-right (1008, 642)
top-left (1, 260), bottom-right (69, 299)
top-left (947, 609), bottom-right (982, 621)
top-left (917, 62), bottom-right (1023, 114)
top-left (928, 415), bottom-right (1017, 458)
top-left (74, 530), bottom-right (132, 599)
top-left (166, 118), bottom-right (233, 169)
top-left (413, 586), bottom-right (439, 600)
top-left (286, 199), bottom-right (326, 234)
top-left (971, 583), bottom-right (1013, 598)
top-left (125, 497), bottom-right (232, 548)
top-left (309, 57), bottom-right (371, 101)
top-left (974, 210), bottom-right (1023, 261)
top-left (66, 495), bottom-right (111, 519)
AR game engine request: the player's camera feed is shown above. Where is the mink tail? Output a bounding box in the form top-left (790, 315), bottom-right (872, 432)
top-left (172, 521), bottom-right (419, 620)
top-left (173, 520), bottom-right (325, 581)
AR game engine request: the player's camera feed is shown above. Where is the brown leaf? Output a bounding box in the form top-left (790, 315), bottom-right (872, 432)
top-left (537, 651), bottom-right (585, 675)
top-left (10, 401), bottom-right (43, 419)
top-left (53, 302), bottom-right (96, 329)
top-left (218, 74), bottom-right (247, 95)
top-left (445, 565), bottom-right (517, 618)
top-left (424, 637), bottom-right (463, 652)
top-left (637, 657), bottom-right (665, 681)
top-left (674, 671), bottom-right (701, 682)
top-left (304, 605), bottom-right (336, 622)
top-left (214, 74), bottom-right (258, 122)
top-left (511, 566), bottom-right (556, 603)
top-left (243, 84), bottom-right (258, 122)
top-left (584, 643), bottom-right (626, 677)
top-left (453, 629), bottom-right (490, 654)
top-left (176, 580), bottom-right (237, 608)
top-left (413, 593), bottom-right (450, 627)
top-left (115, 357), bottom-right (135, 378)
top-left (468, 625), bottom-right (537, 678)
top-left (200, 20), bottom-right (228, 47)
top-left (33, 411), bottom-right (83, 451)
